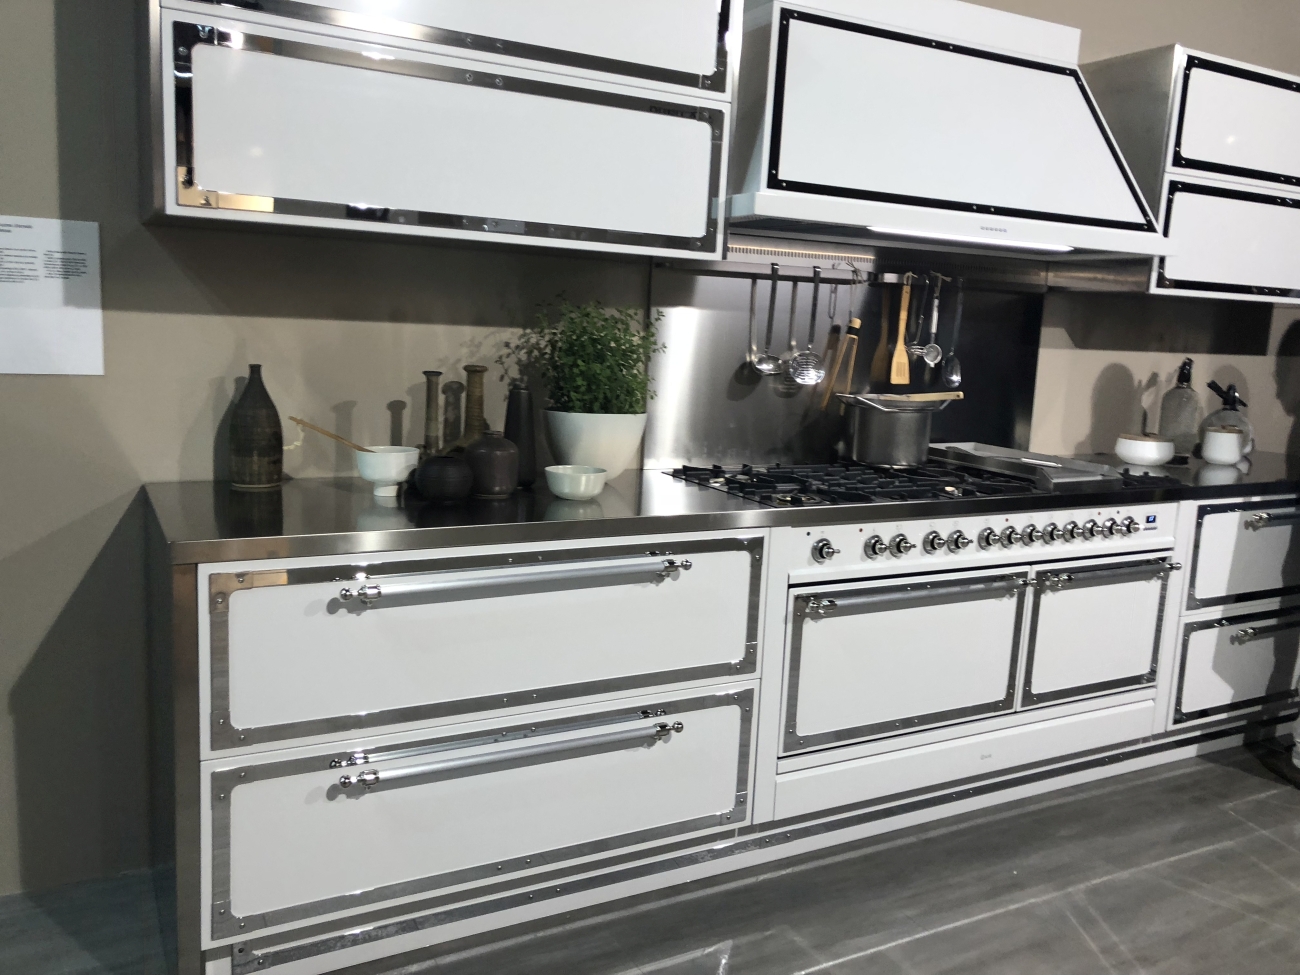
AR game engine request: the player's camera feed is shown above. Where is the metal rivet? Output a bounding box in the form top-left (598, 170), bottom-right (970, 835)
top-left (466, 72), bottom-right (474, 81)
top-left (217, 794), bottom-right (225, 800)
top-left (219, 908), bottom-right (227, 915)
top-left (215, 595), bottom-right (225, 604)
top-left (239, 922), bottom-right (246, 929)
top-left (218, 719), bottom-right (226, 726)
top-left (497, 865), bottom-right (503, 871)
top-left (239, 772), bottom-right (246, 779)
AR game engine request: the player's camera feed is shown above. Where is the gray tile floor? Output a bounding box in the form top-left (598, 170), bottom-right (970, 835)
top-left (6, 745), bottom-right (1300, 975)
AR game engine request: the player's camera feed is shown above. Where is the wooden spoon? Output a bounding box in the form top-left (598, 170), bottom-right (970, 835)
top-left (889, 276), bottom-right (913, 386)
top-left (289, 416), bottom-right (374, 452)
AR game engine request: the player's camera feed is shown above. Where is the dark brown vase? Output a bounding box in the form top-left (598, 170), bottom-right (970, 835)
top-left (414, 454), bottom-right (473, 503)
top-left (229, 364), bottom-right (283, 490)
top-left (503, 385), bottom-right (537, 488)
top-left (465, 431), bottom-right (518, 499)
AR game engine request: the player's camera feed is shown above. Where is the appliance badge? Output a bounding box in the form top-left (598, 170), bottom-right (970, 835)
top-left (1144, 514), bottom-right (1158, 530)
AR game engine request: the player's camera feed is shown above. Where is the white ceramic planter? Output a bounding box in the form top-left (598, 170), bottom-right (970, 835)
top-left (545, 411), bottom-right (647, 479)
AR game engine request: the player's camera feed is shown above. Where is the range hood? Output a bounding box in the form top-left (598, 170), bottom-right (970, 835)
top-left (728, 0), bottom-right (1170, 260)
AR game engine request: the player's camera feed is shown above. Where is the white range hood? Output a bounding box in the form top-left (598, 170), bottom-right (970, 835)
top-left (728, 0), bottom-right (1170, 258)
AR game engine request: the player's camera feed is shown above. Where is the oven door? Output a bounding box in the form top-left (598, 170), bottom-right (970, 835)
top-left (1022, 557), bottom-right (1176, 707)
top-left (1188, 499), bottom-right (1300, 610)
top-left (782, 570), bottom-right (1028, 756)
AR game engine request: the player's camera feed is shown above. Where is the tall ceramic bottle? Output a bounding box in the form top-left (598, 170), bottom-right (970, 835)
top-left (229, 364), bottom-right (283, 490)
top-left (503, 384), bottom-right (537, 488)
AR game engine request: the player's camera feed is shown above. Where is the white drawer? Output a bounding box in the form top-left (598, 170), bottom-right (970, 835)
top-left (1175, 608), bottom-right (1300, 723)
top-left (204, 537), bottom-right (761, 750)
top-left (1189, 500), bottom-right (1300, 610)
top-left (205, 685), bottom-right (754, 942)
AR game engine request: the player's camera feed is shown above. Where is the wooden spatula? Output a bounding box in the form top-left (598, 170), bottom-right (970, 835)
top-left (889, 277), bottom-right (913, 386)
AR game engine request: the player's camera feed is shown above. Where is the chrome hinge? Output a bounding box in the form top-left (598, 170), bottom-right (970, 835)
top-left (803, 597), bottom-right (838, 618)
top-left (653, 721), bottom-right (685, 740)
top-left (329, 751), bottom-right (370, 769)
top-left (658, 558), bottom-right (694, 579)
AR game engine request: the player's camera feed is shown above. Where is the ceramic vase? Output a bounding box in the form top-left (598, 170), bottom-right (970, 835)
top-left (465, 431), bottom-right (519, 499)
top-left (545, 411), bottom-right (647, 479)
top-left (229, 364), bottom-right (283, 490)
top-left (504, 385), bottom-right (537, 488)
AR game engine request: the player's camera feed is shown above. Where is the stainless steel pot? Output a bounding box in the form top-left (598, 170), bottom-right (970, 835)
top-left (839, 393), bottom-right (962, 468)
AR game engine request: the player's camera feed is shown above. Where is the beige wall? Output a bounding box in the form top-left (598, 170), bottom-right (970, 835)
top-left (1, 0), bottom-right (1298, 897)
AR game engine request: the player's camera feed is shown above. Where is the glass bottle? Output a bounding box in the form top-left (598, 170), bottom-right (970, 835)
top-left (1157, 358), bottom-right (1200, 456)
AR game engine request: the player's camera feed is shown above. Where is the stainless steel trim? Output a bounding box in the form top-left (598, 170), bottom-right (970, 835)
top-left (336, 722), bottom-right (683, 792)
top-left (336, 555), bottom-right (683, 606)
top-left (188, 0), bottom-right (731, 92)
top-left (782, 573), bottom-right (1027, 754)
top-left (209, 688), bottom-right (753, 940)
top-left (228, 708), bottom-right (1294, 974)
top-left (1021, 557), bottom-right (1172, 707)
top-left (172, 565), bottom-right (203, 975)
top-left (1187, 499), bottom-right (1300, 611)
top-left (1174, 607), bottom-right (1300, 723)
top-left (171, 22), bottom-right (723, 253)
top-left (206, 537), bottom-right (762, 750)
top-left (1246, 511), bottom-right (1300, 530)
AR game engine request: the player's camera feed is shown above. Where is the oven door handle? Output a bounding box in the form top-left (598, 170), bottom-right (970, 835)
top-left (1037, 560), bottom-right (1180, 592)
top-left (801, 576), bottom-right (1025, 618)
top-left (337, 721), bottom-right (683, 793)
top-left (1230, 620), bottom-right (1300, 645)
top-left (338, 555), bottom-right (690, 607)
top-left (1245, 511), bottom-right (1300, 531)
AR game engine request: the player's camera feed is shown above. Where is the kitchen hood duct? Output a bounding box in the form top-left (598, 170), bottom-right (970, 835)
top-left (729, 0), bottom-right (1170, 260)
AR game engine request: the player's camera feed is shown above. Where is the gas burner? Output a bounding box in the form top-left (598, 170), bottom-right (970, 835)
top-left (770, 493), bottom-right (829, 507)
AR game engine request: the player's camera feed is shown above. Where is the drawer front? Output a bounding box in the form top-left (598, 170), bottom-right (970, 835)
top-left (1175, 58), bottom-right (1300, 188)
top-left (1023, 558), bottom-right (1173, 706)
top-left (1175, 609), bottom-right (1300, 723)
top-left (208, 687), bottom-right (753, 940)
top-left (169, 19), bottom-right (723, 256)
top-left (1189, 500), bottom-right (1300, 609)
top-left (1157, 182), bottom-right (1300, 299)
top-left (783, 572), bottom-right (1028, 755)
top-left (208, 537), bottom-right (761, 750)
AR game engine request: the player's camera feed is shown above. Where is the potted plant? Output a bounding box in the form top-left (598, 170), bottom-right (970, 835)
top-left (502, 301), bottom-right (662, 478)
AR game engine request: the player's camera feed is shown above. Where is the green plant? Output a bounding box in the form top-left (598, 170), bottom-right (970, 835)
top-left (502, 301), bottom-right (663, 414)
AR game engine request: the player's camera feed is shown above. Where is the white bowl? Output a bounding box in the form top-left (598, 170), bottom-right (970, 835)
top-left (356, 446), bottom-right (419, 496)
top-left (545, 465), bottom-right (607, 501)
top-left (1114, 435), bottom-right (1174, 467)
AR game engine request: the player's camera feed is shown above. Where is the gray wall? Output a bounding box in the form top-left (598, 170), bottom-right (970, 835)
top-left (0, 0), bottom-right (1298, 897)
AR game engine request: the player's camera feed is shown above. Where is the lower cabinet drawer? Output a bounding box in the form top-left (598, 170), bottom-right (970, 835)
top-left (1175, 609), bottom-right (1300, 723)
top-left (773, 700), bottom-right (1156, 821)
top-left (205, 687), bottom-right (753, 941)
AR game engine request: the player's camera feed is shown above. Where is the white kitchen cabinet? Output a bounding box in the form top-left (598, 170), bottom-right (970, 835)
top-left (148, 2), bottom-right (736, 257)
top-left (1187, 500), bottom-right (1300, 610)
top-left (1085, 46), bottom-right (1300, 302)
top-left (1175, 608), bottom-right (1300, 723)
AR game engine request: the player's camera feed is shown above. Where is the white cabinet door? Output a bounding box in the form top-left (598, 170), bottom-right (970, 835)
top-left (166, 17), bottom-right (724, 257)
top-left (206, 538), bottom-right (761, 750)
top-left (1023, 558), bottom-right (1173, 706)
top-left (207, 688), bottom-right (752, 941)
top-left (1189, 501), bottom-right (1300, 609)
top-left (1176, 610), bottom-right (1300, 723)
top-left (782, 571), bottom-right (1028, 755)
top-left (1176, 59), bottom-right (1300, 187)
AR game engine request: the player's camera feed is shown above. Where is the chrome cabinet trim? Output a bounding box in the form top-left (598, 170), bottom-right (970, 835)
top-left (1173, 607), bottom-right (1300, 724)
top-left (1186, 499), bottom-right (1300, 611)
top-left (782, 573), bottom-right (1027, 755)
top-left (1245, 510), bottom-right (1300, 531)
top-left (209, 689), bottom-right (753, 940)
top-left (170, 22), bottom-right (723, 254)
top-left (207, 537), bottom-right (762, 750)
top-left (189, 0), bottom-right (732, 92)
top-left (1021, 557), bottom-right (1171, 708)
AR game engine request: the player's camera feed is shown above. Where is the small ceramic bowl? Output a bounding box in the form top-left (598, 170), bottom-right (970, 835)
top-left (1114, 434), bottom-right (1175, 467)
top-left (356, 446), bottom-right (419, 496)
top-left (545, 465), bottom-right (607, 501)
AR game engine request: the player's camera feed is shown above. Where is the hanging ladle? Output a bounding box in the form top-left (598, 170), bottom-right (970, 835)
top-left (750, 263), bottom-right (783, 376)
top-left (788, 266), bottom-right (826, 385)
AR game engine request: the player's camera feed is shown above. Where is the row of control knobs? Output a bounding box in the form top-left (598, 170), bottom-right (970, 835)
top-left (814, 517), bottom-right (1143, 562)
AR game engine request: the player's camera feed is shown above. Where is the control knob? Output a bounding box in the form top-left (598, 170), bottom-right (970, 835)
top-left (1022, 525), bottom-right (1044, 544)
top-left (1102, 518), bottom-right (1119, 538)
top-left (1122, 516), bottom-right (1142, 535)
top-left (811, 538), bottom-right (841, 563)
top-left (922, 531), bottom-right (947, 554)
top-left (889, 534), bottom-right (915, 557)
top-left (947, 530), bottom-right (972, 552)
top-left (864, 535), bottom-right (888, 559)
top-left (978, 527), bottom-right (1001, 549)
top-left (1042, 523), bottom-right (1062, 543)
top-left (1001, 526), bottom-right (1023, 546)
top-left (1063, 521), bottom-right (1083, 541)
top-left (1083, 519), bottom-right (1102, 540)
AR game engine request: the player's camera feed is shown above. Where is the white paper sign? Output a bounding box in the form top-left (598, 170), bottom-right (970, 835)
top-left (0, 216), bottom-right (103, 375)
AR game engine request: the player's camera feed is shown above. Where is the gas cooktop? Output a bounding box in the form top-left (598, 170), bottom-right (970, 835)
top-left (669, 459), bottom-right (1185, 508)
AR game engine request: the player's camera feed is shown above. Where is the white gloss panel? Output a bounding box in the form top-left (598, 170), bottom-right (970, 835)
top-left (1162, 189), bottom-right (1300, 292)
top-left (1028, 571), bottom-right (1164, 696)
top-left (775, 18), bottom-right (1146, 225)
top-left (1180, 67), bottom-right (1300, 182)
top-left (224, 549), bottom-right (752, 731)
top-left (1193, 505), bottom-right (1300, 604)
top-left (1179, 614), bottom-right (1300, 718)
top-left (791, 582), bottom-right (1020, 739)
top-left (191, 44), bottom-right (713, 239)
top-left (227, 703), bottom-right (742, 917)
top-left (305, 0), bottom-right (720, 76)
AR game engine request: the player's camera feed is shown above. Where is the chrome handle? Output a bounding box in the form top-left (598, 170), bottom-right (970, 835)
top-left (802, 577), bottom-right (1024, 617)
top-left (338, 721), bottom-right (683, 793)
top-left (1246, 511), bottom-right (1300, 531)
top-left (337, 555), bottom-right (685, 607)
top-left (803, 596), bottom-right (838, 618)
top-left (1229, 620), bottom-right (1300, 645)
top-left (1037, 560), bottom-right (1180, 592)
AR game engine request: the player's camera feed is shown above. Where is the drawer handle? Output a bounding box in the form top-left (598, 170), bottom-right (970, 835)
top-left (1230, 621), bottom-right (1300, 645)
top-left (1246, 511), bottom-right (1300, 531)
top-left (338, 556), bottom-right (690, 607)
top-left (1038, 560), bottom-right (1180, 592)
top-left (338, 721), bottom-right (684, 792)
top-left (801, 576), bottom-right (1024, 618)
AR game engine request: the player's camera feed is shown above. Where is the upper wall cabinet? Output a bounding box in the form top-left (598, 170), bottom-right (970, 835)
top-left (145, 1), bottom-right (739, 259)
top-left (1086, 46), bottom-right (1300, 303)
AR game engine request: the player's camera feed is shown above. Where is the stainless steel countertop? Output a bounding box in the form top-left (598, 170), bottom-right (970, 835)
top-left (147, 453), bottom-right (1300, 564)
